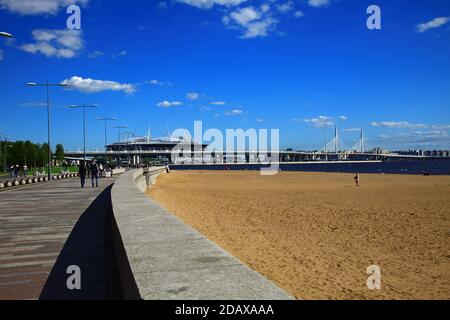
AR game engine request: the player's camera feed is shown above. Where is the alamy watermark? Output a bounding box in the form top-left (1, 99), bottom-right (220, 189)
top-left (66, 265), bottom-right (81, 290)
top-left (367, 5), bottom-right (381, 30)
top-left (171, 121), bottom-right (280, 175)
top-left (367, 265), bottom-right (381, 290)
top-left (67, 5), bottom-right (81, 30)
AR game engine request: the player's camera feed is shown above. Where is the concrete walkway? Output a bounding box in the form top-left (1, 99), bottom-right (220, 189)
top-left (112, 169), bottom-right (294, 300)
top-left (0, 177), bottom-right (121, 300)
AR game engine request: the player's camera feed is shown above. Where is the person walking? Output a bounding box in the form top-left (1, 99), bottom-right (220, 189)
top-left (78, 161), bottom-right (87, 188)
top-left (99, 162), bottom-right (104, 178)
top-left (354, 173), bottom-right (360, 187)
top-left (89, 160), bottom-right (100, 188)
top-left (23, 164), bottom-right (29, 177)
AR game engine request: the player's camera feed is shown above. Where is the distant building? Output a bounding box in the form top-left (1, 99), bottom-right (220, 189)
top-left (106, 136), bottom-right (208, 165)
top-left (371, 147), bottom-right (390, 155)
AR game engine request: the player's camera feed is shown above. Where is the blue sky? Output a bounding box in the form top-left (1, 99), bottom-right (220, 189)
top-left (0, 0), bottom-right (449, 151)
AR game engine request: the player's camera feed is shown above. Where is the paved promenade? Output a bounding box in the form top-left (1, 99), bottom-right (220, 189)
top-left (0, 177), bottom-right (121, 300)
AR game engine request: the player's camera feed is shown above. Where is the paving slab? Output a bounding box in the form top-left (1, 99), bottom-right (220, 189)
top-left (0, 177), bottom-right (121, 300)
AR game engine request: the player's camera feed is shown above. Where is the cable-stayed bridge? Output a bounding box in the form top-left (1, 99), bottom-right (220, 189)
top-left (65, 126), bottom-right (448, 165)
top-left (320, 127), bottom-right (371, 154)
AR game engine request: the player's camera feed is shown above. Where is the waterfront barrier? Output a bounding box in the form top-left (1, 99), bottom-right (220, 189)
top-left (0, 172), bottom-right (79, 191)
top-left (110, 168), bottom-right (294, 300)
top-left (112, 168), bottom-right (126, 175)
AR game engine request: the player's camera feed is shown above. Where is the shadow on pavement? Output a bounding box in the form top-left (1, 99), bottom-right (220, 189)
top-left (40, 185), bottom-right (124, 300)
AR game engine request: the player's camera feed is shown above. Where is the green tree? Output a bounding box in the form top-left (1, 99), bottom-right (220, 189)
top-left (1, 141), bottom-right (62, 171)
top-left (55, 144), bottom-right (65, 164)
top-left (11, 141), bottom-right (26, 166)
top-left (24, 140), bottom-right (35, 167)
top-left (41, 143), bottom-right (51, 168)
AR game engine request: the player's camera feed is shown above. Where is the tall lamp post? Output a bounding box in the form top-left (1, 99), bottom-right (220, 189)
top-left (0, 131), bottom-right (5, 172)
top-left (68, 105), bottom-right (99, 163)
top-left (0, 131), bottom-right (3, 168)
top-left (110, 125), bottom-right (128, 166)
top-left (27, 82), bottom-right (69, 180)
top-left (95, 117), bottom-right (117, 165)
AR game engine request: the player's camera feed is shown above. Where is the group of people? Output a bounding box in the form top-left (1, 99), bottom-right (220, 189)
top-left (78, 160), bottom-right (104, 188)
top-left (9, 164), bottom-right (28, 178)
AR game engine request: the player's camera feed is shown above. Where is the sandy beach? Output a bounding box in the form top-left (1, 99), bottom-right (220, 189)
top-left (147, 171), bottom-right (450, 300)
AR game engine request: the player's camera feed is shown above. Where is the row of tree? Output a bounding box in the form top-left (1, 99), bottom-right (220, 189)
top-left (0, 140), bottom-right (65, 170)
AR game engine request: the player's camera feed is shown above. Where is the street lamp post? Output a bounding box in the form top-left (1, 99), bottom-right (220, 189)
top-left (0, 131), bottom-right (3, 169)
top-left (0, 131), bottom-right (5, 172)
top-left (95, 117), bottom-right (117, 165)
top-left (68, 105), bottom-right (99, 163)
top-left (110, 125), bottom-right (128, 166)
top-left (27, 82), bottom-right (68, 181)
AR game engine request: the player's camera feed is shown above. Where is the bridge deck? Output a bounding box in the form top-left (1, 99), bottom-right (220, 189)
top-left (0, 177), bottom-right (120, 300)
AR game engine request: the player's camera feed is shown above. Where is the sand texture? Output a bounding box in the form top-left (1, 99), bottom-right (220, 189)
top-left (147, 171), bottom-right (450, 300)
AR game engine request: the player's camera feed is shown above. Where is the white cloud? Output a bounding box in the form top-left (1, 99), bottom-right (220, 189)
top-left (157, 100), bottom-right (183, 108)
top-left (148, 80), bottom-right (165, 86)
top-left (180, 0), bottom-right (305, 39)
top-left (343, 128), bottom-right (361, 132)
top-left (242, 17), bottom-right (277, 39)
top-left (303, 116), bottom-right (335, 127)
top-left (88, 51), bottom-right (104, 59)
top-left (416, 17), bottom-right (450, 33)
top-left (20, 29), bottom-right (83, 59)
top-left (18, 102), bottom-right (48, 107)
top-left (308, 0), bottom-right (330, 8)
top-left (176, 0), bottom-right (246, 10)
top-left (431, 124), bottom-right (450, 130)
top-left (158, 1), bottom-right (168, 9)
top-left (0, 0), bottom-right (89, 15)
top-left (294, 10), bottom-right (304, 18)
top-left (225, 109), bottom-right (243, 116)
top-left (230, 6), bottom-right (261, 25)
top-left (301, 115), bottom-right (347, 127)
top-left (111, 50), bottom-right (128, 58)
top-left (224, 5), bottom-right (278, 39)
top-left (371, 121), bottom-right (428, 129)
top-left (88, 50), bottom-right (127, 59)
top-left (61, 76), bottom-right (136, 94)
top-left (186, 92), bottom-right (200, 100)
top-left (256, 118), bottom-right (265, 123)
top-left (210, 101), bottom-right (226, 105)
top-left (200, 106), bottom-right (212, 111)
top-left (377, 130), bottom-right (450, 147)
top-left (277, 1), bottom-right (294, 14)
